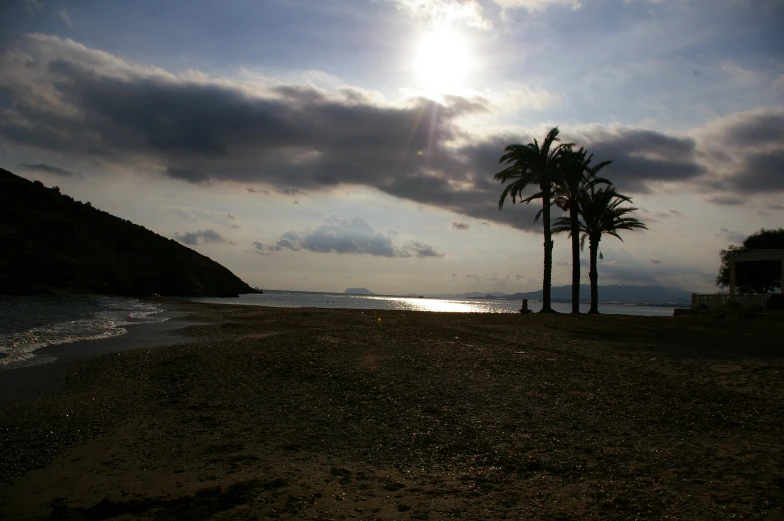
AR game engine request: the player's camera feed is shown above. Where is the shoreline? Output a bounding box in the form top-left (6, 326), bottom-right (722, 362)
top-left (1, 304), bottom-right (782, 519)
top-left (0, 304), bottom-right (205, 406)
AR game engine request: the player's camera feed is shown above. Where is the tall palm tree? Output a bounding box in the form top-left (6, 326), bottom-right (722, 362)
top-left (554, 185), bottom-right (646, 313)
top-left (495, 127), bottom-right (572, 313)
top-left (552, 147), bottom-right (611, 313)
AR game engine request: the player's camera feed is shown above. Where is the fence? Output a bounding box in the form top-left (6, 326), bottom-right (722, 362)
top-left (691, 293), bottom-right (772, 310)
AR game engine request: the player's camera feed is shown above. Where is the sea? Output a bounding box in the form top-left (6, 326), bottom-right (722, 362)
top-left (0, 296), bottom-right (167, 367)
top-left (0, 291), bottom-right (675, 368)
top-left (188, 290), bottom-right (677, 316)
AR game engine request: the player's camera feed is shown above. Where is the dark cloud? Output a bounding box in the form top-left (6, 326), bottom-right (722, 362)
top-left (268, 215), bottom-right (442, 258)
top-left (17, 162), bottom-right (74, 176)
top-left (650, 259), bottom-right (663, 265)
top-left (0, 36), bottom-right (538, 231)
top-left (252, 241), bottom-right (282, 255)
top-left (279, 188), bottom-right (305, 196)
top-left (704, 194), bottom-right (745, 205)
top-left (731, 151), bottom-right (784, 193)
top-left (86, 148), bottom-right (115, 159)
top-left (247, 187), bottom-right (269, 194)
top-left (3, 35), bottom-right (781, 233)
top-left (166, 166), bottom-right (209, 184)
top-left (173, 229), bottom-right (230, 246)
top-left (566, 127), bottom-right (705, 193)
top-left (717, 112), bottom-right (784, 149)
top-left (768, 204), bottom-right (784, 211)
top-left (451, 221), bottom-right (470, 230)
top-left (703, 109), bottom-right (784, 195)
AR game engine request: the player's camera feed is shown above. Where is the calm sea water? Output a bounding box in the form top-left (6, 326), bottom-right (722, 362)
top-left (189, 290), bottom-right (677, 316)
top-left (0, 296), bottom-right (166, 366)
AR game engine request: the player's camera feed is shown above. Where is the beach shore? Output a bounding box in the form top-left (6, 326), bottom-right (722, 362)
top-left (1, 301), bottom-right (783, 520)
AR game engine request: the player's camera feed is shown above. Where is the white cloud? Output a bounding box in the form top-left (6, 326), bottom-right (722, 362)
top-left (393, 0), bottom-right (493, 29)
top-left (494, 0), bottom-right (582, 12)
top-left (270, 215), bottom-right (444, 258)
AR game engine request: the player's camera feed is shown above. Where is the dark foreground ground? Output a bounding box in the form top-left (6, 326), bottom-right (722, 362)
top-left (1, 302), bottom-right (783, 520)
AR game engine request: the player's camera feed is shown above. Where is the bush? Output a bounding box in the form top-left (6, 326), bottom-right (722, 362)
top-left (767, 294), bottom-right (784, 311)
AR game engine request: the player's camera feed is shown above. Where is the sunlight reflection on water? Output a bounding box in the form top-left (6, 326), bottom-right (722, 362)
top-left (368, 297), bottom-right (508, 313)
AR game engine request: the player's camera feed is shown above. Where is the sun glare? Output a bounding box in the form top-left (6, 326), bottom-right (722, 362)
top-left (413, 28), bottom-right (473, 99)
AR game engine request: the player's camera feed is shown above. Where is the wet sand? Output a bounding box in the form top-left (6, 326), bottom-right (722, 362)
top-left (1, 302), bottom-right (783, 520)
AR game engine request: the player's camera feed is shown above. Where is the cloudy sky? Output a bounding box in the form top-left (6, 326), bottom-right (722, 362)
top-left (1, 0), bottom-right (782, 294)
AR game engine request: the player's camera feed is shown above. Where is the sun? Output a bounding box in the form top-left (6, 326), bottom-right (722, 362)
top-left (413, 28), bottom-right (473, 99)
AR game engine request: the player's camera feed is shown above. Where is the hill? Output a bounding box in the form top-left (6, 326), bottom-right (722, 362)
top-left (0, 169), bottom-right (257, 297)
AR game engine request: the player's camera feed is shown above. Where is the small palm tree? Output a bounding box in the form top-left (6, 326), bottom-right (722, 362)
top-left (495, 127), bottom-right (573, 313)
top-left (554, 185), bottom-right (646, 313)
top-left (552, 147), bottom-right (611, 313)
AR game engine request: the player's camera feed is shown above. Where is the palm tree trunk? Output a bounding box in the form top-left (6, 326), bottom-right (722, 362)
top-left (588, 234), bottom-right (600, 314)
top-left (570, 206), bottom-right (580, 314)
top-left (541, 186), bottom-right (554, 313)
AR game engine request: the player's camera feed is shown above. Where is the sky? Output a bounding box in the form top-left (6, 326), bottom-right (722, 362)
top-left (0, 0), bottom-right (782, 295)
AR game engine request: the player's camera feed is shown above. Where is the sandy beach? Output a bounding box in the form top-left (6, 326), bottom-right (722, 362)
top-left (1, 301), bottom-right (783, 520)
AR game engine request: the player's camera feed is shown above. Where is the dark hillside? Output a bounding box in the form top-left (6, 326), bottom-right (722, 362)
top-left (0, 169), bottom-right (257, 297)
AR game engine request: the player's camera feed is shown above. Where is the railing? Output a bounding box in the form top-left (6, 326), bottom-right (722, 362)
top-left (691, 293), bottom-right (772, 309)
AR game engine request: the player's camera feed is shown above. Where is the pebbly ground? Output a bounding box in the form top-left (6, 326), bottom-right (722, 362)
top-left (1, 302), bottom-right (783, 520)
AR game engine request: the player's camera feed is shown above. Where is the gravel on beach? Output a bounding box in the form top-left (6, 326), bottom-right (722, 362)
top-left (1, 302), bottom-right (783, 520)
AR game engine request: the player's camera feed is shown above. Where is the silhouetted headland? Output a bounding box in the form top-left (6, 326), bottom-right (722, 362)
top-left (0, 168), bottom-right (257, 297)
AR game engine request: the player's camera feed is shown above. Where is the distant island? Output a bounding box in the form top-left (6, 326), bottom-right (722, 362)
top-left (0, 169), bottom-right (258, 297)
top-left (344, 288), bottom-right (376, 295)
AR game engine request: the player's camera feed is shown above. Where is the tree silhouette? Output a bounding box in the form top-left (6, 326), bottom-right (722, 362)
top-left (554, 185), bottom-right (646, 313)
top-left (495, 127), bottom-right (572, 313)
top-left (551, 146), bottom-right (611, 313)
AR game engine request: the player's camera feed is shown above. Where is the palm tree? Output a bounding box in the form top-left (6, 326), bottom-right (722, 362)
top-left (495, 127), bottom-right (572, 313)
top-left (554, 185), bottom-right (646, 313)
top-left (552, 147), bottom-right (611, 313)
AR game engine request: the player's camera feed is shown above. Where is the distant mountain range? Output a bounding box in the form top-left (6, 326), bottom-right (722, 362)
top-left (0, 169), bottom-right (257, 297)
